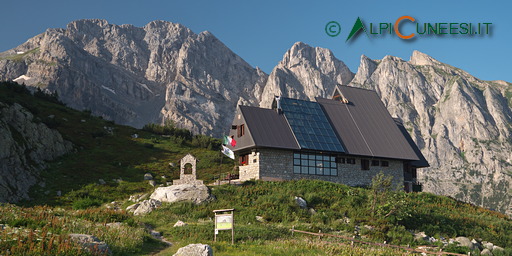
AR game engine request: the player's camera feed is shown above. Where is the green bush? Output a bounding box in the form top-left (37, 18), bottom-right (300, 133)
top-left (142, 120), bottom-right (192, 139)
top-left (72, 197), bottom-right (102, 209)
top-left (386, 225), bottom-right (414, 245)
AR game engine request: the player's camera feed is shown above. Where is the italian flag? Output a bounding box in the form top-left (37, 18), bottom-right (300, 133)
top-left (223, 135), bottom-right (236, 147)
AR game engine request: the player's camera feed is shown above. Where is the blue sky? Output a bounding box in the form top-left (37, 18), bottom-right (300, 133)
top-left (2, 0), bottom-right (511, 82)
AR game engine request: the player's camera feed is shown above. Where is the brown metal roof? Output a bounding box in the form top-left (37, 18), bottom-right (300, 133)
top-left (239, 105), bottom-right (300, 150)
top-left (317, 85), bottom-right (420, 161)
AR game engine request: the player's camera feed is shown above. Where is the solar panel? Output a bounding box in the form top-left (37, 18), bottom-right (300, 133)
top-left (280, 98), bottom-right (345, 153)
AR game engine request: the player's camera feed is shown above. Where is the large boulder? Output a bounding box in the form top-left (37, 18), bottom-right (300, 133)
top-left (173, 244), bottom-right (213, 256)
top-left (455, 237), bottom-right (473, 249)
top-left (480, 249), bottom-right (492, 255)
top-left (69, 234), bottom-right (110, 255)
top-left (150, 184), bottom-right (211, 204)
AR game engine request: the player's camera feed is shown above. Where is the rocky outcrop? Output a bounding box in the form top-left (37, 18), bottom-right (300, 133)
top-left (173, 244), bottom-right (213, 256)
top-left (348, 51), bottom-right (512, 214)
top-left (0, 102), bottom-right (73, 203)
top-left (69, 234), bottom-right (111, 255)
top-left (126, 198), bottom-right (162, 216)
top-left (0, 19), bottom-right (267, 136)
top-left (150, 184), bottom-right (211, 204)
top-left (259, 42), bottom-right (353, 108)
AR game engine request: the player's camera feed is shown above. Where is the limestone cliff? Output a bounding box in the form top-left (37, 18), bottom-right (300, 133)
top-left (0, 19), bottom-right (266, 136)
top-left (0, 102), bottom-right (72, 202)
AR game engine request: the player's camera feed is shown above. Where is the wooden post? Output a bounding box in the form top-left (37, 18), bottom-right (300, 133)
top-left (231, 210), bottom-right (234, 245)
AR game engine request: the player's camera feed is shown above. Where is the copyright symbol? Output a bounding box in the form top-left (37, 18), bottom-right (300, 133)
top-left (325, 21), bottom-right (341, 37)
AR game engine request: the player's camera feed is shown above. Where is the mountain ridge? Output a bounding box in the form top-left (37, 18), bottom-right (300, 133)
top-left (1, 19), bottom-right (511, 215)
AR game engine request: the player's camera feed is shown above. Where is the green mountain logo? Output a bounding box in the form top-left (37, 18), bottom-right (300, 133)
top-left (346, 17), bottom-right (369, 42)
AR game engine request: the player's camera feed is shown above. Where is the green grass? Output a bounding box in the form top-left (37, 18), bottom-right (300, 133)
top-left (137, 180), bottom-right (512, 255)
top-left (0, 47), bottom-right (40, 62)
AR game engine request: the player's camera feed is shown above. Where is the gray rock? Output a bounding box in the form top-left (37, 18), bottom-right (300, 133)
top-left (133, 199), bottom-right (161, 216)
top-left (144, 173), bottom-right (153, 180)
top-left (484, 242), bottom-right (494, 250)
top-left (106, 222), bottom-right (122, 228)
top-left (173, 243), bottom-right (213, 256)
top-left (126, 203), bottom-right (140, 213)
top-left (69, 234), bottom-right (110, 255)
top-left (149, 180), bottom-right (157, 187)
top-left (56, 191), bottom-right (61, 197)
top-left (174, 220), bottom-right (187, 227)
top-left (414, 232), bottom-right (429, 242)
top-left (455, 237), bottom-right (472, 248)
top-left (150, 230), bottom-right (161, 238)
top-left (128, 193), bottom-right (147, 202)
top-left (98, 179), bottom-right (106, 185)
top-left (0, 103), bottom-right (72, 203)
top-left (294, 196), bottom-right (308, 209)
top-left (363, 225), bottom-right (374, 231)
top-left (480, 249), bottom-right (492, 255)
top-left (150, 184), bottom-right (211, 204)
top-left (472, 239), bottom-right (483, 250)
top-left (493, 245), bottom-right (504, 252)
top-left (255, 216), bottom-right (265, 223)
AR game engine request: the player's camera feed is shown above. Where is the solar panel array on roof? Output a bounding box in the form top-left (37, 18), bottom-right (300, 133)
top-left (317, 85), bottom-right (420, 161)
top-left (280, 98), bottom-right (345, 153)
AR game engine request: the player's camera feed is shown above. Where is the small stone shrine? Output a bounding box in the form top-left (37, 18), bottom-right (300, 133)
top-left (173, 154), bottom-right (203, 185)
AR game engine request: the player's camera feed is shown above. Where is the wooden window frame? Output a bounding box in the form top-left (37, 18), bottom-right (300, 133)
top-left (237, 124), bottom-right (245, 137)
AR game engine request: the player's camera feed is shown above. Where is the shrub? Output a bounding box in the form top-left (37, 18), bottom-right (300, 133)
top-left (72, 197), bottom-right (102, 210)
top-left (142, 120), bottom-right (192, 139)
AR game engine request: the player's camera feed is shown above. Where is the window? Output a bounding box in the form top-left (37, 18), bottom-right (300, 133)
top-left (371, 160), bottom-right (380, 166)
top-left (231, 125), bottom-right (237, 130)
top-left (239, 154), bottom-right (249, 166)
top-left (237, 124), bottom-right (245, 137)
top-left (381, 161), bottom-right (389, 167)
top-left (336, 157), bottom-right (345, 164)
top-left (361, 159), bottom-right (370, 170)
top-left (346, 158), bottom-right (356, 164)
top-left (293, 152), bottom-right (337, 176)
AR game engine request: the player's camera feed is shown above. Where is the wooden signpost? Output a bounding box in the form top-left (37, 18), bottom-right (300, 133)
top-left (213, 208), bottom-right (235, 244)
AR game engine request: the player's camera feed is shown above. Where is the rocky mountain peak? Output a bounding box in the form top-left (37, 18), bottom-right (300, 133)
top-left (409, 50), bottom-right (440, 66)
top-left (350, 54), bottom-right (378, 87)
top-left (259, 42), bottom-right (354, 107)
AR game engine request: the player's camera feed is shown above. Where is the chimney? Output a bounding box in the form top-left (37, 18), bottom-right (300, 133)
top-left (275, 96), bottom-right (282, 114)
